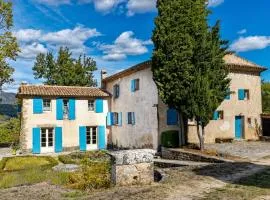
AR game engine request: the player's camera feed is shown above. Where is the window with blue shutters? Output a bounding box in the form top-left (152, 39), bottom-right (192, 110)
top-left (113, 84), bottom-right (120, 98)
top-left (107, 112), bottom-right (113, 126)
top-left (238, 89), bottom-right (249, 101)
top-left (131, 79), bottom-right (140, 92)
top-left (33, 97), bottom-right (43, 114)
top-left (213, 111), bottom-right (224, 120)
top-left (68, 98), bottom-right (76, 120)
top-left (167, 108), bottom-right (178, 125)
top-left (95, 98), bottom-right (103, 113)
top-left (56, 98), bottom-right (64, 120)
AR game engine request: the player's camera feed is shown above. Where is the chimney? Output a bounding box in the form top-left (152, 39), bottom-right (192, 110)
top-left (101, 70), bottom-right (107, 89)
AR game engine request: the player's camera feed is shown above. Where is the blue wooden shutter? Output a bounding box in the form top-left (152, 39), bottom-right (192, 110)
top-left (238, 89), bottom-right (245, 100)
top-left (79, 126), bottom-right (86, 151)
top-left (69, 98), bottom-right (76, 120)
top-left (131, 80), bottom-right (135, 92)
top-left (56, 98), bottom-right (64, 120)
top-left (32, 127), bottom-right (41, 154)
top-left (107, 112), bottom-right (114, 126)
top-left (131, 112), bottom-right (136, 125)
top-left (98, 126), bottom-right (106, 149)
top-left (55, 127), bottom-right (63, 153)
top-left (118, 112), bottom-right (122, 126)
top-left (225, 88), bottom-right (231, 100)
top-left (167, 109), bottom-right (178, 125)
top-left (213, 111), bottom-right (219, 120)
top-left (33, 97), bottom-right (43, 114)
top-left (95, 99), bottom-right (103, 113)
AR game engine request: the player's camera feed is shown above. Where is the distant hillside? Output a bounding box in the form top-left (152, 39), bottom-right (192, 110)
top-left (0, 92), bottom-right (17, 118)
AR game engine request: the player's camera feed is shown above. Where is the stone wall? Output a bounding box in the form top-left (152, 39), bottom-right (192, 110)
top-left (108, 149), bottom-right (155, 186)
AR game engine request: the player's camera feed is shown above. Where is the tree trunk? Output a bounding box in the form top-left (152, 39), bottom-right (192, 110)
top-left (178, 113), bottom-right (185, 147)
top-left (196, 119), bottom-right (204, 151)
top-left (201, 125), bottom-right (205, 151)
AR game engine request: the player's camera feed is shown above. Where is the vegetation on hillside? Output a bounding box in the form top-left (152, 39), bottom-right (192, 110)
top-left (262, 82), bottom-right (270, 114)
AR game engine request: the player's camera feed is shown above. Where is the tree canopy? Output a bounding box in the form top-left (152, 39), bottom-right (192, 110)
top-left (262, 82), bottom-right (270, 114)
top-left (33, 47), bottom-right (97, 87)
top-left (0, 0), bottom-right (20, 88)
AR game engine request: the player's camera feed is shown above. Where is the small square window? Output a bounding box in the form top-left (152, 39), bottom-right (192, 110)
top-left (88, 100), bottom-right (95, 111)
top-left (43, 99), bottom-right (51, 111)
top-left (244, 90), bottom-right (250, 100)
top-left (113, 84), bottom-right (120, 98)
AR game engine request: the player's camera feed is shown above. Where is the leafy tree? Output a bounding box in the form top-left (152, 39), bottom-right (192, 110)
top-left (33, 47), bottom-right (97, 87)
top-left (262, 82), bottom-right (270, 113)
top-left (0, 1), bottom-right (20, 93)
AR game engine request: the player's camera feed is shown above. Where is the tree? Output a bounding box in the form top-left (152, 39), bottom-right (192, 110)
top-left (0, 1), bottom-right (20, 94)
top-left (33, 47), bottom-right (97, 87)
top-left (262, 82), bottom-right (270, 113)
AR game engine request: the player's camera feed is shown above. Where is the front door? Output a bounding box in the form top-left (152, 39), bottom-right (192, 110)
top-left (86, 126), bottom-right (98, 150)
top-left (235, 116), bottom-right (243, 139)
top-left (41, 128), bottom-right (54, 153)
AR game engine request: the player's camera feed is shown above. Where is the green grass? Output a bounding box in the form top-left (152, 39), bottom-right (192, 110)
top-left (200, 168), bottom-right (270, 200)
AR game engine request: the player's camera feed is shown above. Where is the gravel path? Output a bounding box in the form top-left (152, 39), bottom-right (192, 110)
top-left (0, 148), bottom-right (11, 159)
top-left (205, 141), bottom-right (270, 161)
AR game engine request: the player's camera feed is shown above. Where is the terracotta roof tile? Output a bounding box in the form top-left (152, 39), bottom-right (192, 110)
top-left (17, 85), bottom-right (110, 98)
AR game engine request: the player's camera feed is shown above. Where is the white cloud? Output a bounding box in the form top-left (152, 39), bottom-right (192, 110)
top-left (237, 29), bottom-right (247, 35)
top-left (208, 0), bottom-right (224, 7)
top-left (13, 29), bottom-right (42, 42)
top-left (19, 42), bottom-right (48, 59)
top-left (126, 0), bottom-right (156, 16)
top-left (97, 31), bottom-right (152, 61)
top-left (33, 0), bottom-right (71, 6)
top-left (230, 36), bottom-right (270, 52)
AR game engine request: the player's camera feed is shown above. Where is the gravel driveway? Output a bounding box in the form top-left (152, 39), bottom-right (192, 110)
top-left (0, 147), bottom-right (11, 159)
top-left (205, 141), bottom-right (270, 161)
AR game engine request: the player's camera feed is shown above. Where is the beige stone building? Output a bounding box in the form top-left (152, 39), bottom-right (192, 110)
top-left (102, 54), bottom-right (266, 149)
top-left (17, 85), bottom-right (110, 154)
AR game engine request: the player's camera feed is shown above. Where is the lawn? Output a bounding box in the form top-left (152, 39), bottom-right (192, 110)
top-left (0, 151), bottom-right (111, 190)
top-left (199, 168), bottom-right (270, 200)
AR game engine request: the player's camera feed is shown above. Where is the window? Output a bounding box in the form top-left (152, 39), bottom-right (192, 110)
top-left (43, 99), bottom-right (51, 111)
top-left (41, 128), bottom-right (54, 148)
top-left (244, 90), bottom-right (250, 100)
top-left (63, 99), bottom-right (69, 117)
top-left (113, 84), bottom-right (120, 98)
top-left (86, 127), bottom-right (97, 145)
top-left (247, 118), bottom-right (252, 127)
top-left (134, 79), bottom-right (140, 91)
top-left (88, 100), bottom-right (95, 111)
top-left (239, 89), bottom-right (250, 101)
top-left (214, 111), bottom-right (224, 120)
top-left (113, 112), bottom-right (119, 125)
top-left (127, 112), bottom-right (135, 125)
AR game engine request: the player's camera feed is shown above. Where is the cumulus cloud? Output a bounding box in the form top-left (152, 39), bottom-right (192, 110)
top-left (237, 29), bottom-right (247, 35)
top-left (13, 29), bottom-right (42, 42)
top-left (230, 36), bottom-right (270, 52)
top-left (96, 31), bottom-right (152, 61)
top-left (126, 0), bottom-right (156, 16)
top-left (18, 42), bottom-right (47, 59)
top-left (208, 0), bottom-right (224, 7)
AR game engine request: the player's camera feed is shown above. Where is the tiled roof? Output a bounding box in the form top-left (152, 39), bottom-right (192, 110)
top-left (103, 54), bottom-right (267, 82)
top-left (17, 85), bottom-right (110, 98)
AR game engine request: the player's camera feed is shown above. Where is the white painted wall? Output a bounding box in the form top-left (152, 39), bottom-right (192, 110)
top-left (21, 97), bottom-right (108, 151)
top-left (105, 68), bottom-right (159, 149)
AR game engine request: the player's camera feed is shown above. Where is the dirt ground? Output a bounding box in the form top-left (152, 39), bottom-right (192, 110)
top-left (0, 162), bottom-right (269, 200)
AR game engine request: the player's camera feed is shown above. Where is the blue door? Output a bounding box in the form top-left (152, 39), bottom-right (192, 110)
top-left (235, 116), bottom-right (243, 139)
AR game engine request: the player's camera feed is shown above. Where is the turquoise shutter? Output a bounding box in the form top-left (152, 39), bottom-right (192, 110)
top-left (95, 99), bottom-right (103, 113)
top-left (225, 89), bottom-right (231, 100)
top-left (213, 111), bottom-right (219, 120)
top-left (98, 126), bottom-right (106, 149)
top-left (69, 98), bottom-right (76, 120)
top-left (55, 127), bottom-right (63, 153)
top-left (238, 89), bottom-right (245, 100)
top-left (167, 109), bottom-right (178, 125)
top-left (32, 127), bottom-right (41, 154)
top-left (79, 126), bottom-right (86, 151)
top-left (118, 112), bottom-right (122, 126)
top-left (131, 112), bottom-right (136, 125)
top-left (131, 80), bottom-right (135, 92)
top-left (56, 98), bottom-right (64, 120)
top-left (33, 97), bottom-right (43, 114)
top-left (107, 112), bottom-right (113, 126)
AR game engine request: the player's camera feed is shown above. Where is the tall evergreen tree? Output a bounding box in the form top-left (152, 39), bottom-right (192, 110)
top-left (33, 47), bottom-right (97, 87)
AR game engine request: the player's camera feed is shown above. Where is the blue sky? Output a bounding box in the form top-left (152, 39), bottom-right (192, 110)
top-left (4, 0), bottom-right (270, 92)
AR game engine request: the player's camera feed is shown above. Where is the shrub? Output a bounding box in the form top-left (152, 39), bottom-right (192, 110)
top-left (0, 117), bottom-right (20, 144)
top-left (161, 130), bottom-right (179, 148)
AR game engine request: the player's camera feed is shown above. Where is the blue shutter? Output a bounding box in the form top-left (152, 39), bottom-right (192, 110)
top-left (131, 112), bottom-right (136, 125)
top-left (79, 126), bottom-right (86, 151)
top-left (69, 98), bottom-right (76, 120)
top-left (56, 98), bottom-right (64, 120)
top-left (118, 112), bottom-right (122, 126)
top-left (55, 127), bottom-right (63, 153)
top-left (238, 89), bottom-right (245, 100)
top-left (213, 111), bottom-right (219, 120)
top-left (98, 126), bottom-right (106, 149)
top-left (33, 97), bottom-right (43, 114)
top-left (95, 99), bottom-right (103, 113)
top-left (107, 112), bottom-right (112, 126)
top-left (225, 88), bottom-right (231, 100)
top-left (167, 109), bottom-right (178, 125)
top-left (131, 80), bottom-right (135, 92)
top-left (32, 127), bottom-right (41, 154)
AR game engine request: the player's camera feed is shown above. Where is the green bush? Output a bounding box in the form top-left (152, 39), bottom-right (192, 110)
top-left (161, 130), bottom-right (179, 148)
top-left (59, 151), bottom-right (110, 164)
top-left (0, 117), bottom-right (20, 144)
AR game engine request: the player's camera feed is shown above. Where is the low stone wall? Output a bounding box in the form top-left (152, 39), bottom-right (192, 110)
top-left (161, 147), bottom-right (227, 163)
top-left (108, 149), bottom-right (155, 186)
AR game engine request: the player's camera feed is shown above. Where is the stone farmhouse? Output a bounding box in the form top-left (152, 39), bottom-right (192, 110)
top-left (17, 54), bottom-right (267, 154)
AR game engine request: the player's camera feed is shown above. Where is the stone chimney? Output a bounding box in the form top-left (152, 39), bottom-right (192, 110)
top-left (101, 70), bottom-right (107, 89)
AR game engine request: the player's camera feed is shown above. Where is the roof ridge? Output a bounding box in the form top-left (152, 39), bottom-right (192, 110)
top-left (22, 85), bottom-right (99, 89)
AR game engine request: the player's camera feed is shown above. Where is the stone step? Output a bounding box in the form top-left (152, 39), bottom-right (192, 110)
top-left (154, 158), bottom-right (211, 168)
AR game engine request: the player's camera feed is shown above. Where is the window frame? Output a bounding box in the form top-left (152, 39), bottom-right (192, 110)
top-left (88, 100), bottom-right (95, 112)
top-left (113, 112), bottom-right (119, 125)
top-left (41, 128), bottom-right (54, 148)
top-left (43, 99), bottom-right (51, 112)
top-left (113, 84), bottom-right (120, 98)
top-left (217, 111), bottom-right (224, 120)
top-left (86, 126), bottom-right (97, 145)
top-left (244, 89), bottom-right (250, 100)
top-left (134, 79), bottom-right (140, 91)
